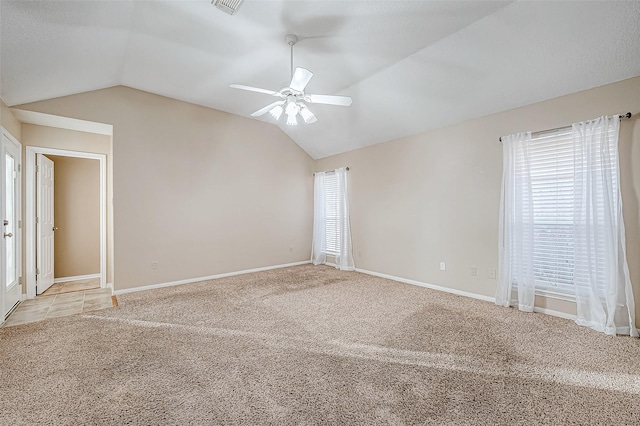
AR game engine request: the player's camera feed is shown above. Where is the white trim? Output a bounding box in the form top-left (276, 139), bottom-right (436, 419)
top-left (533, 306), bottom-right (576, 321)
top-left (355, 268), bottom-right (496, 303)
top-left (54, 273), bottom-right (101, 284)
top-left (114, 261), bottom-right (311, 295)
top-left (10, 109), bottom-right (113, 135)
top-left (355, 268), bottom-right (577, 321)
top-left (25, 147), bottom-right (107, 298)
top-left (534, 288), bottom-right (576, 302)
top-left (1, 127), bottom-right (23, 318)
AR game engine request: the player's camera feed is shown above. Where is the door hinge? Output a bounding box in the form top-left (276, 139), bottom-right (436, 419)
top-left (36, 165), bottom-right (40, 173)
top-left (36, 268), bottom-right (40, 275)
top-left (18, 164), bottom-right (21, 172)
top-left (18, 220), bottom-right (22, 229)
top-left (19, 277), bottom-right (23, 285)
top-left (36, 217), bottom-right (40, 223)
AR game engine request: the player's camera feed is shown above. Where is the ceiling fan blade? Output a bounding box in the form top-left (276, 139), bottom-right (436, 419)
top-left (289, 67), bottom-right (314, 92)
top-left (306, 94), bottom-right (352, 107)
top-left (230, 84), bottom-right (279, 96)
top-left (250, 101), bottom-right (284, 117)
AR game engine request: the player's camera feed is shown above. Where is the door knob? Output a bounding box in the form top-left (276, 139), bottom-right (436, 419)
top-left (53, 227), bottom-right (59, 231)
top-left (3, 232), bottom-right (13, 238)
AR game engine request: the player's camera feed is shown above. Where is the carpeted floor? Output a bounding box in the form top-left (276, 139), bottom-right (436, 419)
top-left (1, 264), bottom-right (639, 425)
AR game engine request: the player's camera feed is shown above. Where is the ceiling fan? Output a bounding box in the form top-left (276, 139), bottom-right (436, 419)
top-left (230, 34), bottom-right (352, 126)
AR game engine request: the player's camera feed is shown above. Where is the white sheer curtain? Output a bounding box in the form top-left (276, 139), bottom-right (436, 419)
top-left (572, 116), bottom-right (637, 336)
top-left (335, 167), bottom-right (355, 270)
top-left (311, 172), bottom-right (327, 266)
top-left (496, 132), bottom-right (536, 312)
top-left (311, 167), bottom-right (354, 270)
top-left (497, 116), bottom-right (637, 337)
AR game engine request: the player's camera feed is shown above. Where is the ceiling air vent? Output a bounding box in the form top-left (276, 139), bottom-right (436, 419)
top-left (211, 0), bottom-right (243, 15)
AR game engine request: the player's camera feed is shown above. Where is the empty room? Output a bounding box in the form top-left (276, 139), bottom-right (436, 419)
top-left (1, 1), bottom-right (639, 424)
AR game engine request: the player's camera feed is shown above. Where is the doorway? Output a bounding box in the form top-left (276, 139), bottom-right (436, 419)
top-left (25, 147), bottom-right (106, 299)
top-left (1, 127), bottom-right (22, 320)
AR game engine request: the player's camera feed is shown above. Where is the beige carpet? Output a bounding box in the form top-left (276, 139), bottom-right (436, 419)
top-left (1, 264), bottom-right (639, 425)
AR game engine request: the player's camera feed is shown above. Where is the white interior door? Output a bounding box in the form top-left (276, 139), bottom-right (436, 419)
top-left (36, 154), bottom-right (55, 295)
top-left (2, 131), bottom-right (22, 318)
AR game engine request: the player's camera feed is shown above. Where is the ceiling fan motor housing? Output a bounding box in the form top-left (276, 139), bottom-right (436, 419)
top-left (285, 34), bottom-right (298, 45)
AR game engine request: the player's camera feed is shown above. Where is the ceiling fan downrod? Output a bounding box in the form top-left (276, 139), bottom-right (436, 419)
top-left (286, 34), bottom-right (298, 82)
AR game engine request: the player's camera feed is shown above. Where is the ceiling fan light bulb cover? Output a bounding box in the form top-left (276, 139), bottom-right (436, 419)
top-left (285, 101), bottom-right (299, 115)
top-left (299, 105), bottom-right (317, 123)
top-left (270, 105), bottom-right (284, 120)
top-left (286, 112), bottom-right (298, 126)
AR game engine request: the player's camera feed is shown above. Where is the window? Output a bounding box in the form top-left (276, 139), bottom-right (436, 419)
top-left (324, 172), bottom-right (339, 255)
top-left (499, 115), bottom-right (636, 335)
top-left (311, 167), bottom-right (354, 270)
top-left (511, 125), bottom-right (619, 296)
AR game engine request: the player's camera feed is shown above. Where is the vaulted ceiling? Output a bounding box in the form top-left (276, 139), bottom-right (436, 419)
top-left (2, 1), bottom-right (639, 158)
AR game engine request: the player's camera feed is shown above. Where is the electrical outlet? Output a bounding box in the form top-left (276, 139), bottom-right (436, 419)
top-left (151, 261), bottom-right (158, 270)
top-left (470, 267), bottom-right (477, 276)
top-left (489, 269), bottom-right (496, 279)
top-left (440, 262), bottom-right (446, 271)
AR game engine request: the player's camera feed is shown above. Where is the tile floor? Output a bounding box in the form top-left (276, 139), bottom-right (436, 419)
top-left (2, 280), bottom-right (115, 328)
top-left (42, 277), bottom-right (101, 295)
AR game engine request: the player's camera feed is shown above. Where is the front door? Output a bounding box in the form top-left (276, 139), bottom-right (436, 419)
top-left (2, 130), bottom-right (21, 318)
top-left (36, 154), bottom-right (55, 295)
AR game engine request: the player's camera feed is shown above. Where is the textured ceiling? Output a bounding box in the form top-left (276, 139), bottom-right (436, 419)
top-left (2, 1), bottom-right (640, 159)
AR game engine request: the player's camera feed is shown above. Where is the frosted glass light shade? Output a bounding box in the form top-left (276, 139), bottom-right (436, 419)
top-left (299, 104), bottom-right (317, 124)
top-left (269, 105), bottom-right (283, 120)
top-left (286, 112), bottom-right (298, 126)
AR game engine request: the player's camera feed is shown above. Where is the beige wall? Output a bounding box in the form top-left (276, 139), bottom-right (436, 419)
top-left (316, 76), bottom-right (640, 327)
top-left (21, 124), bottom-right (113, 284)
top-left (47, 155), bottom-right (100, 278)
top-left (17, 86), bottom-right (315, 291)
top-left (1, 99), bottom-right (21, 140)
top-left (14, 79), bottom-right (638, 326)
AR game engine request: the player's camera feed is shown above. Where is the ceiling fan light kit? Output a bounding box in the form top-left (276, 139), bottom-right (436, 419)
top-left (230, 34), bottom-right (352, 126)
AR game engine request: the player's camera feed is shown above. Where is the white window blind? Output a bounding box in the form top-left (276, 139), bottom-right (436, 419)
top-left (324, 173), bottom-right (339, 255)
top-left (513, 126), bottom-right (619, 295)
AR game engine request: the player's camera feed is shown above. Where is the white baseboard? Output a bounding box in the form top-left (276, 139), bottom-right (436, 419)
top-left (355, 268), bottom-right (496, 303)
top-left (355, 268), bottom-right (577, 322)
top-left (533, 306), bottom-right (576, 321)
top-left (54, 273), bottom-right (100, 284)
top-left (113, 261), bottom-right (312, 295)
